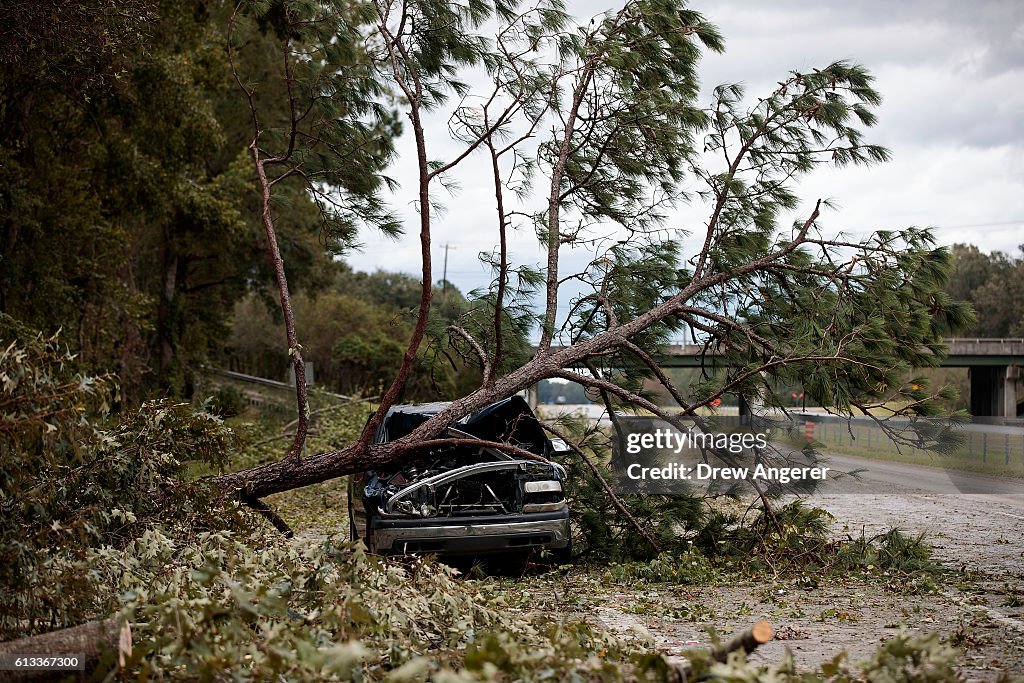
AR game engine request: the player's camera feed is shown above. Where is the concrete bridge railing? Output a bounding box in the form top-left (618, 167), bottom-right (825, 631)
top-left (542, 338), bottom-right (1024, 418)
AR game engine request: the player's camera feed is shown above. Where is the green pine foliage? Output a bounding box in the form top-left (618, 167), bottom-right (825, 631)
top-left (0, 0), bottom-right (399, 400)
top-left (0, 315), bottom-right (240, 638)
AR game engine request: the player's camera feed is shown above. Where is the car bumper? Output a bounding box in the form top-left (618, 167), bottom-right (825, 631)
top-left (368, 509), bottom-right (571, 555)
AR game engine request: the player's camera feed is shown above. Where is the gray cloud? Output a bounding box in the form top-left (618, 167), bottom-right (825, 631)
top-left (694, 0), bottom-right (1024, 148)
top-left (345, 0), bottom-right (1024, 296)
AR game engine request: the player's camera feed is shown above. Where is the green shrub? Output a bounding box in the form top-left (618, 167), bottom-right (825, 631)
top-left (0, 316), bottom-right (240, 638)
top-left (208, 384), bottom-right (246, 417)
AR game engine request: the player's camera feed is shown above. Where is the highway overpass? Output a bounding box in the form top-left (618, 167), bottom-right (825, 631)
top-left (546, 338), bottom-right (1024, 417)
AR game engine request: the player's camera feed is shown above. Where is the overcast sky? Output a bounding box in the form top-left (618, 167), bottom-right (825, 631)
top-left (345, 0), bottom-right (1024, 299)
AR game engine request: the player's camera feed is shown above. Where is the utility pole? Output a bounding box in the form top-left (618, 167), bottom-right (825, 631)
top-left (441, 242), bottom-right (455, 293)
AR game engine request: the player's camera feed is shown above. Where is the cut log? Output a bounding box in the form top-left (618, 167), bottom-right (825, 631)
top-left (0, 617), bottom-right (122, 682)
top-left (711, 619), bottom-right (774, 662)
top-left (665, 620), bottom-right (774, 682)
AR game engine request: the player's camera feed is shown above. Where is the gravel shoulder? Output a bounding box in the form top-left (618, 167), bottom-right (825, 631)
top-left (533, 451), bottom-right (1024, 680)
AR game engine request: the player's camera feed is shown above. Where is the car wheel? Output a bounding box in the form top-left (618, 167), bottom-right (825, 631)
top-left (550, 537), bottom-right (573, 565)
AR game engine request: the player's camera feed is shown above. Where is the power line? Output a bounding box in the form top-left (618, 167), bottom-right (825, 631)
top-left (935, 220), bottom-right (1023, 229)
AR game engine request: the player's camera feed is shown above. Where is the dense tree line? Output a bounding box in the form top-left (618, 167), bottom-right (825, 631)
top-left (946, 244), bottom-right (1024, 338)
top-left (227, 266), bottom-right (480, 398)
top-left (0, 0), bottom-right (395, 402)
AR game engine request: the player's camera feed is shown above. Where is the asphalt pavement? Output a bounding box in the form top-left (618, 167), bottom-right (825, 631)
top-left (818, 451), bottom-right (1024, 505)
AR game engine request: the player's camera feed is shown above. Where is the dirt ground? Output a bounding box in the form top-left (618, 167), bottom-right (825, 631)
top-left (290, 449), bottom-right (1023, 679)
top-left (545, 462), bottom-right (1024, 681)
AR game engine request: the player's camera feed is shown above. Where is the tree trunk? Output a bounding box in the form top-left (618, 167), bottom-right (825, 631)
top-left (251, 150), bottom-right (309, 460)
top-left (0, 617), bottom-right (123, 682)
top-left (157, 242), bottom-right (179, 387)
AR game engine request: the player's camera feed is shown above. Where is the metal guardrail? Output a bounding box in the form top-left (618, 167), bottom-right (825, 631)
top-left (208, 368), bottom-right (296, 390)
top-left (205, 367), bottom-right (353, 401)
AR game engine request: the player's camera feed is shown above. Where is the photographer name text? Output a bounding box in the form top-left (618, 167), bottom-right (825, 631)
top-left (625, 462), bottom-right (830, 484)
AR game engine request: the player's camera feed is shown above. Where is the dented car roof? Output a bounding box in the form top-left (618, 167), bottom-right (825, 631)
top-left (376, 395), bottom-right (549, 455)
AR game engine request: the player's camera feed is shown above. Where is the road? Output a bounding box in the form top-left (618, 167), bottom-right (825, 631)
top-left (807, 450), bottom-right (1024, 580)
top-left (584, 449), bottom-right (1024, 679)
top-left (535, 404), bottom-right (1024, 675)
top-left (817, 451), bottom-right (1024, 506)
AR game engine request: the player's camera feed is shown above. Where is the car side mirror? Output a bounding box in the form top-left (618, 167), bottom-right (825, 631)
top-left (547, 437), bottom-right (573, 456)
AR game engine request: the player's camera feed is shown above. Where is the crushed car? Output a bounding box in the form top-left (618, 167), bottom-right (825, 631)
top-left (347, 396), bottom-right (572, 562)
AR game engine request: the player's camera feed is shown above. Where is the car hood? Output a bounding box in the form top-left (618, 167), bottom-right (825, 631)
top-left (361, 396), bottom-right (566, 518)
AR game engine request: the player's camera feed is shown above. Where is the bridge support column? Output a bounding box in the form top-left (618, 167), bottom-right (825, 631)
top-left (738, 394), bottom-right (751, 424)
top-left (1006, 365), bottom-right (1020, 418)
top-left (969, 365), bottom-right (1021, 417)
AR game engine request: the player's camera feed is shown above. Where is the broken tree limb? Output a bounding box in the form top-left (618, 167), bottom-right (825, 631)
top-left (541, 423), bottom-right (661, 553)
top-left (0, 617), bottom-right (123, 682)
top-left (245, 497), bottom-right (294, 538)
top-left (250, 147), bottom-right (309, 462)
top-left (665, 620), bottom-right (774, 683)
top-left (448, 324), bottom-right (492, 381)
top-left (711, 619), bottom-right (774, 662)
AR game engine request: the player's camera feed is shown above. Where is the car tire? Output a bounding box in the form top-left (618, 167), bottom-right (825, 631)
top-left (550, 537), bottom-right (573, 565)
